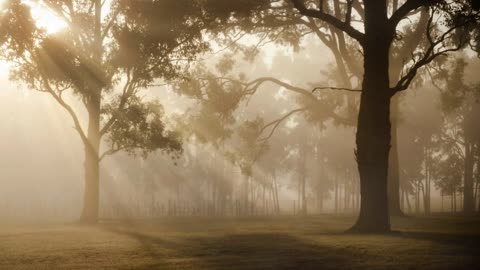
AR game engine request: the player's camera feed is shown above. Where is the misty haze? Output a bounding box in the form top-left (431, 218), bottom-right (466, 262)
top-left (0, 0), bottom-right (479, 269)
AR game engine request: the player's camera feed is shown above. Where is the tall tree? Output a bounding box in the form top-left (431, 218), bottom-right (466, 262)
top-left (288, 0), bottom-right (479, 232)
top-left (0, 0), bottom-right (221, 222)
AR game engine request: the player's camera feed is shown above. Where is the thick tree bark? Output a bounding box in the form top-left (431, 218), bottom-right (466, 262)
top-left (353, 89), bottom-right (392, 232)
top-left (350, 0), bottom-right (392, 233)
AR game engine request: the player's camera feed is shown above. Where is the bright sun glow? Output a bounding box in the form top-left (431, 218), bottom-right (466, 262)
top-left (23, 0), bottom-right (67, 34)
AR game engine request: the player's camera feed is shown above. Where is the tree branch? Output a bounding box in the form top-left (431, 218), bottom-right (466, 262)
top-left (258, 107), bottom-right (308, 142)
top-left (99, 146), bottom-right (125, 161)
top-left (245, 77), bottom-right (314, 97)
top-left (290, 0), bottom-right (365, 44)
top-left (389, 0), bottom-right (435, 29)
top-left (100, 69), bottom-right (135, 136)
top-left (39, 71), bottom-right (89, 147)
top-left (312, 86), bottom-right (361, 93)
top-left (391, 9), bottom-right (479, 94)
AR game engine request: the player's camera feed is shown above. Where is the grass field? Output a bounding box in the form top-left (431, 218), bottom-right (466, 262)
top-left (0, 215), bottom-right (479, 269)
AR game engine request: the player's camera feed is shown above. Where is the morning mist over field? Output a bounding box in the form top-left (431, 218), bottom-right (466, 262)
top-left (0, 0), bottom-right (479, 269)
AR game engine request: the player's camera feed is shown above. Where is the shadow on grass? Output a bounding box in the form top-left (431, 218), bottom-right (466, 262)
top-left (106, 227), bottom-right (363, 270)
top-left (103, 218), bottom-right (480, 270)
top-left (395, 231), bottom-right (480, 248)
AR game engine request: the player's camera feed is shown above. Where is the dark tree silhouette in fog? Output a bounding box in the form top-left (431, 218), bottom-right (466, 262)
top-left (288, 0), bottom-right (479, 232)
top-left (194, 0), bottom-right (479, 231)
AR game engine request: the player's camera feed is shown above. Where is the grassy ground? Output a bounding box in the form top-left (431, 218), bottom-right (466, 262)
top-left (0, 215), bottom-right (479, 269)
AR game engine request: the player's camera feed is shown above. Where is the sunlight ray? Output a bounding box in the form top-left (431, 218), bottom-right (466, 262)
top-left (23, 0), bottom-right (67, 34)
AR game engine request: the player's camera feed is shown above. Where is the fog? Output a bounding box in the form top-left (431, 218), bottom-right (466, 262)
top-left (0, 1), bottom-right (479, 269)
top-left (0, 38), bottom-right (477, 222)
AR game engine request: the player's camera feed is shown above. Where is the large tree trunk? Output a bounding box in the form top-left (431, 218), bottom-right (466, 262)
top-left (350, 0), bottom-right (392, 233)
top-left (80, 99), bottom-right (101, 223)
top-left (352, 89), bottom-right (392, 232)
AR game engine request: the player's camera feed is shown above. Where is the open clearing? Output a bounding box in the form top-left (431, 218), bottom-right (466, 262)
top-left (0, 215), bottom-right (478, 269)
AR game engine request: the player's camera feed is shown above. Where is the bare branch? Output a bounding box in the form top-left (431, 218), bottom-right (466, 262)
top-left (258, 107), bottom-right (308, 142)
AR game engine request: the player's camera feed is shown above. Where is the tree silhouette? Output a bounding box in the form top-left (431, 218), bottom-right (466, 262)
top-left (286, 0), bottom-right (479, 232)
top-left (193, 0), bottom-right (463, 218)
top-left (194, 0), bottom-right (479, 231)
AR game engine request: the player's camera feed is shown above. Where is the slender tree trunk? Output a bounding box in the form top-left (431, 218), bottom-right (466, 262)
top-left (451, 194), bottom-right (454, 212)
top-left (344, 171), bottom-right (348, 212)
top-left (415, 180), bottom-right (420, 214)
top-left (400, 187), bottom-right (404, 211)
top-left (243, 175), bottom-right (249, 216)
top-left (263, 184), bottom-right (266, 215)
top-left (356, 179), bottom-right (360, 211)
top-left (475, 163), bottom-right (479, 212)
top-left (299, 144), bottom-right (307, 215)
top-left (454, 190), bottom-right (457, 213)
top-left (318, 192), bottom-right (323, 213)
top-left (405, 190), bottom-right (412, 214)
top-left (334, 167), bottom-right (339, 214)
top-left (272, 171), bottom-right (280, 213)
top-left (464, 140), bottom-right (475, 214)
top-left (441, 193), bottom-right (444, 212)
top-left (424, 146), bottom-right (431, 215)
